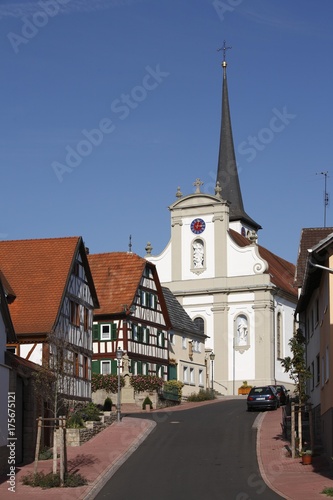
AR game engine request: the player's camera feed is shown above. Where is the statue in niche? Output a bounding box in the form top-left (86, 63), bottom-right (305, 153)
top-left (236, 315), bottom-right (248, 346)
top-left (193, 240), bottom-right (204, 268)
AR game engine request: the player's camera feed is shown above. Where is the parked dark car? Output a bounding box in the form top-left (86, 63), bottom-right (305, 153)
top-left (247, 385), bottom-right (280, 411)
top-left (272, 385), bottom-right (290, 405)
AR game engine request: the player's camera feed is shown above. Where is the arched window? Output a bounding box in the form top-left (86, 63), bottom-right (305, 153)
top-left (194, 317), bottom-right (205, 336)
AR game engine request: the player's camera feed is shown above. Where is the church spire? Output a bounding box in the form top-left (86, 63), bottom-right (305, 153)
top-left (216, 42), bottom-right (261, 231)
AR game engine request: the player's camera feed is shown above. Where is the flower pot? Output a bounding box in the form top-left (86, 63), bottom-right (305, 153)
top-left (238, 387), bottom-right (251, 395)
top-left (302, 454), bottom-right (312, 465)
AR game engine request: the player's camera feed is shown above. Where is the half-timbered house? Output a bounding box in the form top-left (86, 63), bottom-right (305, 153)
top-left (0, 236), bottom-right (99, 402)
top-left (88, 252), bottom-right (171, 380)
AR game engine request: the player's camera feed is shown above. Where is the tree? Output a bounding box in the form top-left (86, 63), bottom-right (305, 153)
top-left (32, 332), bottom-right (75, 482)
top-left (281, 328), bottom-right (311, 455)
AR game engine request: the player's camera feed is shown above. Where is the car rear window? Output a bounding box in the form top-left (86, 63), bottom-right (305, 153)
top-left (250, 386), bottom-right (271, 395)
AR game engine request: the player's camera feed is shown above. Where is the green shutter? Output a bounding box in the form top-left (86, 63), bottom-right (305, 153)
top-left (137, 360), bottom-right (142, 374)
top-left (92, 360), bottom-right (100, 374)
top-left (111, 323), bottom-right (117, 340)
top-left (111, 359), bottom-right (118, 375)
top-left (146, 328), bottom-right (150, 344)
top-left (92, 324), bottom-right (99, 341)
top-left (168, 365), bottom-right (177, 380)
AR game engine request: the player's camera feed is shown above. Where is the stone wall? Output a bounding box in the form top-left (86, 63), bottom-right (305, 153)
top-left (58, 413), bottom-right (116, 447)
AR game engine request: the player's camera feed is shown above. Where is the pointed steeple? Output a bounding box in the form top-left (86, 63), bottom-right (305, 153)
top-left (216, 44), bottom-right (261, 231)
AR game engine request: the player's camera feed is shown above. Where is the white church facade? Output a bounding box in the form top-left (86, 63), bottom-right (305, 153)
top-left (146, 53), bottom-right (297, 395)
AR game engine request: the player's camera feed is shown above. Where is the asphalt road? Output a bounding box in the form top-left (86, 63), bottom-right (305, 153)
top-left (96, 399), bottom-right (283, 500)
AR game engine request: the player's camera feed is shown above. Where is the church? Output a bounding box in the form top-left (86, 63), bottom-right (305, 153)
top-left (146, 50), bottom-right (297, 395)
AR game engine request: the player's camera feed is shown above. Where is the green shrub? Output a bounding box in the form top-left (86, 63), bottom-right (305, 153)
top-left (22, 471), bottom-right (87, 488)
top-left (67, 413), bottom-right (84, 428)
top-left (103, 397), bottom-right (112, 411)
top-left (77, 402), bottom-right (101, 422)
top-left (187, 389), bottom-right (216, 402)
top-left (142, 396), bottom-right (153, 410)
top-left (38, 447), bottom-right (53, 460)
top-left (163, 380), bottom-right (184, 399)
top-left (322, 487), bottom-right (333, 497)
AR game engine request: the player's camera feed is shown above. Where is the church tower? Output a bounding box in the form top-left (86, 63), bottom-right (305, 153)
top-left (146, 46), bottom-right (297, 394)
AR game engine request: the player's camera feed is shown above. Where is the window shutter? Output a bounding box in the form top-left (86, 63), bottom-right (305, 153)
top-left (111, 359), bottom-right (118, 375)
top-left (146, 328), bottom-right (150, 344)
top-left (111, 323), bottom-right (117, 340)
top-left (92, 324), bottom-right (99, 341)
top-left (137, 360), bottom-right (142, 374)
top-left (91, 360), bottom-right (100, 374)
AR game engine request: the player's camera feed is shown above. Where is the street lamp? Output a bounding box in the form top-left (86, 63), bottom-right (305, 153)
top-left (116, 347), bottom-right (124, 422)
top-left (210, 351), bottom-right (215, 396)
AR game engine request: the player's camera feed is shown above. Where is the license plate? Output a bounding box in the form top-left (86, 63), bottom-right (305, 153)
top-left (256, 397), bottom-right (265, 400)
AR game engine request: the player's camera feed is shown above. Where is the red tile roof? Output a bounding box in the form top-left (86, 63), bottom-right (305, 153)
top-left (294, 227), bottom-right (333, 287)
top-left (0, 237), bottom-right (81, 335)
top-left (88, 252), bottom-right (147, 315)
top-left (229, 229), bottom-right (297, 297)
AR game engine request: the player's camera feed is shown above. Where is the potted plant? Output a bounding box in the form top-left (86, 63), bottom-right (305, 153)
top-left (300, 448), bottom-right (313, 465)
top-left (238, 381), bottom-right (253, 396)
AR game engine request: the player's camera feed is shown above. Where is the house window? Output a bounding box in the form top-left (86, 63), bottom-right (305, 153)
top-left (100, 323), bottom-right (117, 341)
top-left (101, 360), bottom-right (111, 375)
top-left (325, 347), bottom-right (329, 382)
top-left (83, 356), bottom-right (88, 379)
top-left (316, 354), bottom-right (320, 385)
top-left (169, 333), bottom-right (175, 345)
top-left (149, 293), bottom-right (157, 309)
top-left (157, 330), bottom-right (165, 347)
top-left (190, 368), bottom-right (194, 384)
top-left (84, 308), bottom-right (89, 331)
top-left (101, 324), bottom-right (111, 340)
top-left (183, 366), bottom-right (188, 383)
top-left (70, 301), bottom-right (80, 327)
top-left (75, 353), bottom-right (79, 377)
top-left (182, 337), bottom-right (187, 349)
top-left (199, 369), bottom-right (203, 387)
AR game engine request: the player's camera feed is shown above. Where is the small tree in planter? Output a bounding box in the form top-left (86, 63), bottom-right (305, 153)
top-left (103, 397), bottom-right (112, 411)
top-left (142, 396), bottom-right (153, 410)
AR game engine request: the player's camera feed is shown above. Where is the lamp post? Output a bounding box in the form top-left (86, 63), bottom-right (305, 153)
top-left (116, 347), bottom-right (123, 422)
top-left (210, 351), bottom-right (215, 396)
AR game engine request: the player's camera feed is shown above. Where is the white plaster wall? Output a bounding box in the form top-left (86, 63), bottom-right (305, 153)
top-left (227, 235), bottom-right (267, 277)
top-left (181, 215), bottom-right (215, 280)
top-left (20, 343), bottom-right (43, 365)
top-left (147, 240), bottom-right (171, 282)
top-left (228, 303), bottom-right (256, 383)
top-left (274, 297), bottom-right (296, 387)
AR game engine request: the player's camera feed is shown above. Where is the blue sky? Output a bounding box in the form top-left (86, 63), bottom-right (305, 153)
top-left (1, 0), bottom-right (333, 264)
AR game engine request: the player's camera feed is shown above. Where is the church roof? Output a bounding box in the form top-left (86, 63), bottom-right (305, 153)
top-left (229, 229), bottom-right (297, 297)
top-left (216, 58), bottom-right (261, 231)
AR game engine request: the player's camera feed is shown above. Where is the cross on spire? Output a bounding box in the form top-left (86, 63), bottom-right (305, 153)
top-left (217, 40), bottom-right (232, 62)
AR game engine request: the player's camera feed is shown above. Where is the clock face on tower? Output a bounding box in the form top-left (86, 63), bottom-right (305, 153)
top-left (190, 218), bottom-right (206, 234)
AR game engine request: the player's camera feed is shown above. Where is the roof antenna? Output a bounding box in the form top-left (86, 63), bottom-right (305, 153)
top-left (316, 171), bottom-right (329, 227)
top-left (128, 235), bottom-right (132, 254)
